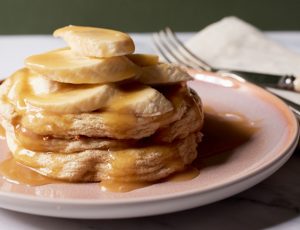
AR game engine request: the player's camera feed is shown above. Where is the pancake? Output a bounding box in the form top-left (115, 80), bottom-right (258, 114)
top-left (0, 80), bottom-right (190, 139)
top-left (6, 131), bottom-right (201, 182)
top-left (2, 119), bottom-right (136, 153)
top-left (154, 93), bottom-right (204, 142)
top-left (2, 97), bottom-right (203, 153)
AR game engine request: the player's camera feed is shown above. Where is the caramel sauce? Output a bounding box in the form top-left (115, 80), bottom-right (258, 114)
top-left (7, 69), bottom-right (32, 112)
top-left (26, 49), bottom-right (86, 68)
top-left (14, 124), bottom-right (49, 151)
top-left (196, 107), bottom-right (257, 159)
top-left (99, 112), bottom-right (137, 130)
top-left (19, 110), bottom-right (139, 138)
top-left (100, 180), bottom-right (152, 193)
top-left (100, 167), bottom-right (199, 192)
top-left (14, 124), bottom-right (68, 153)
top-left (98, 143), bottom-right (187, 192)
top-left (0, 124), bottom-right (5, 139)
top-left (20, 111), bottom-right (73, 136)
top-left (166, 167), bottom-right (200, 182)
top-left (0, 157), bottom-right (60, 186)
top-left (0, 108), bottom-right (256, 192)
top-left (100, 168), bottom-right (199, 193)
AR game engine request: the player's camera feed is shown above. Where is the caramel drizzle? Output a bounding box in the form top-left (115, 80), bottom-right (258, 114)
top-left (0, 109), bottom-right (257, 192)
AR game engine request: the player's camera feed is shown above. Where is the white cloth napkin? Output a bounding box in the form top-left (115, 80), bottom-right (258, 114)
top-left (186, 16), bottom-right (300, 76)
top-left (185, 16), bottom-right (300, 103)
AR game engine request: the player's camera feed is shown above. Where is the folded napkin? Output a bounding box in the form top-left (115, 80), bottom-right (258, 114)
top-left (186, 16), bottom-right (300, 76)
top-left (185, 16), bottom-right (300, 103)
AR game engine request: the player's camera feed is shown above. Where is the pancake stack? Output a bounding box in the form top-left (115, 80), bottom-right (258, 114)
top-left (0, 26), bottom-right (204, 187)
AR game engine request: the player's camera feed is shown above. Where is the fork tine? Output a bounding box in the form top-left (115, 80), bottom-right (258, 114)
top-left (154, 30), bottom-right (199, 68)
top-left (157, 31), bottom-right (187, 65)
top-left (152, 32), bottom-right (173, 63)
top-left (157, 29), bottom-right (199, 69)
top-left (153, 28), bottom-right (213, 71)
top-left (165, 27), bottom-right (212, 71)
top-left (154, 32), bottom-right (188, 65)
top-left (160, 28), bottom-right (205, 70)
top-left (153, 31), bottom-right (194, 68)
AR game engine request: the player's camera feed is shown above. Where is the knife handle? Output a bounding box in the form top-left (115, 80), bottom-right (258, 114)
top-left (292, 77), bottom-right (300, 92)
top-left (278, 75), bottom-right (297, 91)
top-left (226, 70), bottom-right (299, 92)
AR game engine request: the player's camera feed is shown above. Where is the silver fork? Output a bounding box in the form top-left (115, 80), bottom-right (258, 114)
top-left (152, 27), bottom-right (300, 119)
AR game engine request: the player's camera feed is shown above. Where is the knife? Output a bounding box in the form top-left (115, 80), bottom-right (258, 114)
top-left (218, 69), bottom-right (298, 91)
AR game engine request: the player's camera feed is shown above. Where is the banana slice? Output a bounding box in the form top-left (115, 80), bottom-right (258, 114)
top-left (8, 69), bottom-right (173, 115)
top-left (107, 84), bottom-right (174, 116)
top-left (25, 49), bottom-right (140, 84)
top-left (6, 69), bottom-right (116, 114)
top-left (126, 54), bottom-right (159, 66)
top-left (7, 68), bottom-right (77, 102)
top-left (25, 84), bottom-right (173, 115)
top-left (53, 25), bottom-right (135, 58)
top-left (138, 63), bottom-right (192, 85)
top-left (25, 84), bottom-right (116, 114)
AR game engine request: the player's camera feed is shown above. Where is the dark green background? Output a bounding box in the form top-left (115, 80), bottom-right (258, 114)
top-left (1, 0), bottom-right (300, 34)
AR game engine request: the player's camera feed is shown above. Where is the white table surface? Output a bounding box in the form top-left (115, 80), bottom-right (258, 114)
top-left (1, 32), bottom-right (300, 229)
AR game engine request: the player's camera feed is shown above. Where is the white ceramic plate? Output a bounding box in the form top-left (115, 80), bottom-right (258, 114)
top-left (0, 70), bottom-right (298, 219)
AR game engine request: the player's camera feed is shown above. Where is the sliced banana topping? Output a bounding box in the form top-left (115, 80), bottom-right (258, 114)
top-left (25, 48), bottom-right (140, 84)
top-left (138, 63), bottom-right (192, 85)
top-left (25, 84), bottom-right (116, 114)
top-left (54, 25), bottom-right (135, 58)
top-left (5, 27), bottom-right (192, 116)
top-left (127, 54), bottom-right (159, 67)
top-left (25, 84), bottom-right (173, 115)
top-left (107, 84), bottom-right (174, 116)
top-left (7, 69), bottom-right (173, 115)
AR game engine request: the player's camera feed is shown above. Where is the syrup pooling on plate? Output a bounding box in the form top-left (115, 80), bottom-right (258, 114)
top-left (196, 106), bottom-right (258, 159)
top-left (100, 167), bottom-right (200, 192)
top-left (166, 167), bottom-right (200, 182)
top-left (100, 180), bottom-right (152, 193)
top-left (0, 157), bottom-right (61, 186)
